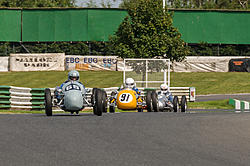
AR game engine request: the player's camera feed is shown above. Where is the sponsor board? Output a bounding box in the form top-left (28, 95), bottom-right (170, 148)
top-left (10, 53), bottom-right (65, 71)
top-left (0, 57), bottom-right (9, 72)
top-left (173, 56), bottom-right (250, 72)
top-left (65, 55), bottom-right (124, 71)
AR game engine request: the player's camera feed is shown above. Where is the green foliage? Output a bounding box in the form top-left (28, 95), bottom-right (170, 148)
top-left (0, 0), bottom-right (76, 7)
top-left (167, 0), bottom-right (249, 9)
top-left (188, 43), bottom-right (250, 56)
top-left (110, 0), bottom-right (189, 61)
top-left (100, 0), bottom-right (117, 8)
top-left (0, 42), bottom-right (90, 56)
top-left (82, 0), bottom-right (118, 8)
top-left (85, 0), bottom-right (98, 7)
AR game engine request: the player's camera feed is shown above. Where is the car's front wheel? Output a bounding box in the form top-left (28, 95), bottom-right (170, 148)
top-left (45, 88), bottom-right (52, 116)
top-left (173, 96), bottom-right (179, 112)
top-left (151, 91), bottom-right (159, 112)
top-left (146, 91), bottom-right (153, 112)
top-left (93, 89), bottom-right (104, 116)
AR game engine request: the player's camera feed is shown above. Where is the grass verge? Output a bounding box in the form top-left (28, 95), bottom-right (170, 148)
top-left (1, 71), bottom-right (250, 95)
top-left (188, 99), bottom-right (234, 109)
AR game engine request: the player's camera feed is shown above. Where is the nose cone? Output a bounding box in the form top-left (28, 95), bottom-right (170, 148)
top-left (64, 90), bottom-right (83, 111)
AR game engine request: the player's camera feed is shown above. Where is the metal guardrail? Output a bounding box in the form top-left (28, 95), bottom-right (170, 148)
top-left (0, 86), bottom-right (45, 110)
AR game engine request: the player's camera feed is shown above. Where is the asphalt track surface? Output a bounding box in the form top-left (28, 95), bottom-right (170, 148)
top-left (1, 112), bottom-right (250, 166)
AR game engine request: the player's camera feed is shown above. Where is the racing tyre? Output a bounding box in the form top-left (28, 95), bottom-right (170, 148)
top-left (180, 95), bottom-right (187, 112)
top-left (109, 106), bottom-right (115, 113)
top-left (45, 88), bottom-right (52, 116)
top-left (91, 88), bottom-right (98, 105)
top-left (102, 90), bottom-right (108, 113)
top-left (151, 91), bottom-right (159, 112)
top-left (146, 91), bottom-right (153, 112)
top-left (93, 89), bottom-right (103, 116)
top-left (173, 96), bottom-right (179, 112)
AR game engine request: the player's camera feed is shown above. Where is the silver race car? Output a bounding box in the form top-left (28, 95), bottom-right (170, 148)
top-left (44, 81), bottom-right (107, 116)
top-left (146, 90), bottom-right (187, 112)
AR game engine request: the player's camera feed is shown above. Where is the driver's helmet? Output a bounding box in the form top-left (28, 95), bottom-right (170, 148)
top-left (160, 84), bottom-right (169, 93)
top-left (125, 78), bottom-right (135, 89)
top-left (68, 70), bottom-right (79, 81)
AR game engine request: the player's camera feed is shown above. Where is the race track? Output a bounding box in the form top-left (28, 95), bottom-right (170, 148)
top-left (0, 112), bottom-right (250, 166)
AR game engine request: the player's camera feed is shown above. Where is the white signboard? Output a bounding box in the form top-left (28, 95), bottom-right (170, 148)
top-left (172, 56), bottom-right (250, 72)
top-left (0, 57), bottom-right (9, 72)
top-left (10, 53), bottom-right (65, 71)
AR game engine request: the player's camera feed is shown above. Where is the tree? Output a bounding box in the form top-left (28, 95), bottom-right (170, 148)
top-left (165, 0), bottom-right (249, 9)
top-left (79, 0), bottom-right (118, 8)
top-left (0, 0), bottom-right (76, 7)
top-left (85, 0), bottom-right (98, 7)
top-left (110, 0), bottom-right (189, 61)
top-left (100, 0), bottom-right (118, 8)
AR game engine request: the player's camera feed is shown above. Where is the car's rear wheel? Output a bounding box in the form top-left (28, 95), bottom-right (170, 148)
top-left (93, 89), bottom-right (103, 116)
top-left (151, 91), bottom-right (159, 112)
top-left (146, 91), bottom-right (153, 112)
top-left (45, 88), bottom-right (52, 116)
top-left (173, 96), bottom-right (179, 112)
top-left (181, 95), bottom-right (187, 112)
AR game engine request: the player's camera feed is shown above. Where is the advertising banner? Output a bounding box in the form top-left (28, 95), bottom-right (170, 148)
top-left (0, 57), bottom-right (9, 72)
top-left (10, 53), bottom-right (65, 71)
top-left (172, 56), bottom-right (250, 72)
top-left (65, 55), bottom-right (124, 71)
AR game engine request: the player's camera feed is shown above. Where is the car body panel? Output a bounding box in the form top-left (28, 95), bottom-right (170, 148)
top-left (116, 89), bottom-right (137, 110)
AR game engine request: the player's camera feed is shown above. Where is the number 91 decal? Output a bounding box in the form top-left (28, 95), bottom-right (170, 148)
top-left (119, 93), bottom-right (133, 103)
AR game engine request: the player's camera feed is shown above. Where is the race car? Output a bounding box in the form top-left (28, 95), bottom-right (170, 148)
top-left (44, 81), bottom-right (107, 116)
top-left (146, 90), bottom-right (187, 112)
top-left (109, 88), bottom-right (144, 112)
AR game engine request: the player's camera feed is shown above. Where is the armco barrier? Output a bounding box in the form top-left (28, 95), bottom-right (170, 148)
top-left (0, 86), bottom-right (195, 110)
top-left (229, 98), bottom-right (250, 112)
top-left (0, 86), bottom-right (45, 110)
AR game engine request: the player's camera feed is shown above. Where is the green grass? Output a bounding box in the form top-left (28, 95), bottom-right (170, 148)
top-left (1, 71), bottom-right (250, 95)
top-left (0, 71), bottom-right (123, 89)
top-left (171, 72), bottom-right (250, 95)
top-left (188, 99), bottom-right (234, 109)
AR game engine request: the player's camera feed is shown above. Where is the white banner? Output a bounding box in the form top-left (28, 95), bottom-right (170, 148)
top-left (0, 57), bottom-right (9, 72)
top-left (10, 53), bottom-right (65, 71)
top-left (172, 56), bottom-right (250, 72)
top-left (65, 55), bottom-right (124, 71)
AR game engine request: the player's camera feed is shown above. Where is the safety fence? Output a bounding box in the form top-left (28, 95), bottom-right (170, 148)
top-left (0, 86), bottom-right (45, 110)
top-left (1, 8), bottom-right (250, 44)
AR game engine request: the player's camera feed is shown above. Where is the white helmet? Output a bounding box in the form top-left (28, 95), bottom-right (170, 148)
top-left (125, 78), bottom-right (135, 89)
top-left (160, 84), bottom-right (168, 93)
top-left (68, 70), bottom-right (79, 81)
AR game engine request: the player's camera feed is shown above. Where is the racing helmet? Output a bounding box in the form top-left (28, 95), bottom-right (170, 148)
top-left (160, 84), bottom-right (168, 93)
top-left (125, 78), bottom-right (135, 89)
top-left (68, 70), bottom-right (79, 81)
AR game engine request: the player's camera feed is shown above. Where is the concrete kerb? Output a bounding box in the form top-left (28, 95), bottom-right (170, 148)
top-left (229, 98), bottom-right (250, 112)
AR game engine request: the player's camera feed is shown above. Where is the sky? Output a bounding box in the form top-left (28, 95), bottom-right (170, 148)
top-left (76, 0), bottom-right (123, 8)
